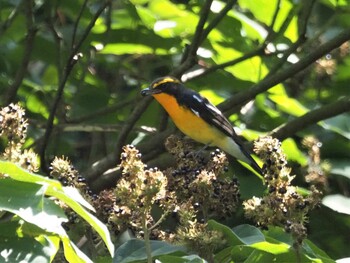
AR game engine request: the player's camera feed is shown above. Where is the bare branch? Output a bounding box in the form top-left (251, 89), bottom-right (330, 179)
top-left (5, 0), bottom-right (36, 104)
top-left (67, 99), bottom-right (134, 123)
top-left (270, 97), bottom-right (350, 141)
top-left (39, 1), bottom-right (111, 171)
top-left (219, 29), bottom-right (350, 113)
top-left (0, 3), bottom-right (20, 34)
top-left (172, 0), bottom-right (213, 77)
top-left (71, 0), bottom-right (88, 50)
top-left (200, 0), bottom-right (237, 42)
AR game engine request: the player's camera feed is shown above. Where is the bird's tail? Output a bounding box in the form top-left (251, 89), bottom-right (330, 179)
top-left (223, 136), bottom-right (263, 176)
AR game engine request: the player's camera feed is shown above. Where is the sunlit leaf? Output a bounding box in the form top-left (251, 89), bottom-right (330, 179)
top-left (329, 159), bottom-right (350, 179)
top-left (322, 194), bottom-right (350, 215)
top-left (114, 239), bottom-right (186, 263)
top-left (282, 138), bottom-right (308, 166)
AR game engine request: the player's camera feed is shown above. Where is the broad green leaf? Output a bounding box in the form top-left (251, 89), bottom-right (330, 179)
top-left (63, 186), bottom-right (95, 211)
top-left (114, 239), bottom-right (186, 263)
top-left (337, 258), bottom-right (350, 263)
top-left (0, 162), bottom-right (114, 257)
top-left (214, 246), bottom-right (235, 263)
top-left (38, 235), bottom-right (61, 262)
top-left (269, 94), bottom-right (309, 117)
top-left (232, 224), bottom-right (265, 245)
top-left (0, 179), bottom-right (67, 234)
top-left (207, 220), bottom-right (244, 246)
top-left (282, 138), bottom-right (308, 166)
top-left (158, 254), bottom-right (206, 263)
top-left (329, 159), bottom-right (350, 179)
top-left (250, 241), bottom-right (290, 254)
top-left (320, 114), bottom-right (350, 139)
top-left (199, 90), bottom-right (225, 105)
top-left (100, 43), bottom-right (155, 55)
top-left (238, 0), bottom-right (298, 42)
top-left (230, 10), bottom-right (267, 42)
top-left (303, 239), bottom-right (334, 262)
top-left (322, 194), bottom-right (350, 215)
top-left (264, 226), bottom-right (293, 246)
top-left (61, 235), bottom-right (93, 263)
top-left (45, 187), bottom-right (114, 257)
top-left (0, 161), bottom-right (61, 187)
top-left (0, 232), bottom-right (51, 263)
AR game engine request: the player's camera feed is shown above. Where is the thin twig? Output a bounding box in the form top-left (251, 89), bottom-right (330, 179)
top-left (265, 1), bottom-right (315, 78)
top-left (270, 97), bottom-right (350, 141)
top-left (218, 29), bottom-right (350, 113)
top-left (0, 3), bottom-right (20, 34)
top-left (189, 46), bottom-right (265, 80)
top-left (39, 1), bottom-right (110, 171)
top-left (200, 0), bottom-right (236, 42)
top-left (172, 0), bottom-right (213, 77)
top-left (67, 99), bottom-right (134, 123)
top-left (270, 0), bottom-right (281, 31)
top-left (5, 0), bottom-right (36, 104)
top-left (71, 0), bottom-right (88, 50)
top-left (114, 97), bottom-right (154, 160)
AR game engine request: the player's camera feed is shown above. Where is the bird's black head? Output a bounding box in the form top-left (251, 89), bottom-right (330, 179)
top-left (141, 76), bottom-right (181, 97)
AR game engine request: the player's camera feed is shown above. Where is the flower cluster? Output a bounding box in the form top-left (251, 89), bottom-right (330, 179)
top-left (302, 136), bottom-right (329, 190)
top-left (108, 145), bottom-right (173, 237)
top-left (0, 103), bottom-right (39, 174)
top-left (165, 135), bottom-right (240, 220)
top-left (98, 136), bottom-right (239, 259)
top-left (49, 156), bottom-right (88, 190)
top-left (244, 136), bottom-right (321, 246)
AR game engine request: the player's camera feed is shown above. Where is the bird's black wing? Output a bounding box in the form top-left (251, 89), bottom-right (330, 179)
top-left (178, 88), bottom-right (263, 175)
top-left (178, 88), bottom-right (237, 139)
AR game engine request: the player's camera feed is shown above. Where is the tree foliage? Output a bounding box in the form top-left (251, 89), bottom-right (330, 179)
top-left (0, 0), bottom-right (350, 262)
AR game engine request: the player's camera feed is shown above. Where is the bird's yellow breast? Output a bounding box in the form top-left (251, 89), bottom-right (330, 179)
top-left (152, 93), bottom-right (227, 146)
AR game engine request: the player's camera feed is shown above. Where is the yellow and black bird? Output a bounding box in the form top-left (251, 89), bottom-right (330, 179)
top-left (141, 76), bottom-right (262, 175)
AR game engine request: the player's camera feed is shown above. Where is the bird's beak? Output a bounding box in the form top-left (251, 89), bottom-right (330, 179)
top-left (141, 87), bottom-right (162, 96)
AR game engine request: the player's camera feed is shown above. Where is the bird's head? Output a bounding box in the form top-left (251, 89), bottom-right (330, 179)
top-left (141, 76), bottom-right (181, 96)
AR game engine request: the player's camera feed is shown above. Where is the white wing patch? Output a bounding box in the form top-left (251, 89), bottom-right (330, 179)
top-left (192, 94), bottom-right (203, 103)
top-left (190, 108), bottom-right (200, 117)
top-left (193, 94), bottom-right (222, 115)
top-left (205, 101), bottom-right (222, 115)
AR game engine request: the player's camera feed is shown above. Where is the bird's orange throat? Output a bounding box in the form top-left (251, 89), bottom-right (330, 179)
top-left (152, 93), bottom-right (227, 146)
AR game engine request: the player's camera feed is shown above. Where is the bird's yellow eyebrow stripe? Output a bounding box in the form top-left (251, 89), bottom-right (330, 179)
top-left (152, 77), bottom-right (180, 88)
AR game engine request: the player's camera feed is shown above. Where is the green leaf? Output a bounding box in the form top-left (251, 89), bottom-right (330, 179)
top-left (0, 161), bottom-right (61, 187)
top-left (322, 194), bottom-right (350, 215)
top-left (0, 179), bottom-right (67, 235)
top-left (282, 138), bottom-right (308, 166)
top-left (45, 186), bottom-right (114, 257)
top-left (158, 254), bottom-right (206, 263)
top-left (61, 235), bottom-right (93, 263)
top-left (329, 159), bottom-right (350, 179)
top-left (207, 220), bottom-right (244, 246)
top-left (0, 230), bottom-right (51, 263)
top-left (232, 224), bottom-right (265, 245)
top-left (269, 94), bottom-right (309, 117)
top-left (250, 241), bottom-right (290, 254)
top-left (0, 162), bottom-right (114, 257)
top-left (114, 239), bottom-right (186, 263)
top-left (320, 114), bottom-right (350, 139)
top-left (302, 239), bottom-right (334, 262)
top-left (63, 186), bottom-right (95, 212)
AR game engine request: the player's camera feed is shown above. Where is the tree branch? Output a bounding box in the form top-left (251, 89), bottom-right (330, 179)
top-left (200, 0), bottom-right (236, 42)
top-left (5, 0), bottom-right (36, 104)
top-left (39, 1), bottom-right (110, 171)
top-left (172, 0), bottom-right (213, 77)
top-left (219, 29), bottom-right (350, 113)
top-left (71, 0), bottom-right (88, 50)
top-left (270, 97), bottom-right (350, 141)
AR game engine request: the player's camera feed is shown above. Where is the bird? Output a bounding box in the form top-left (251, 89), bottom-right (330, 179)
top-left (141, 76), bottom-right (262, 175)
